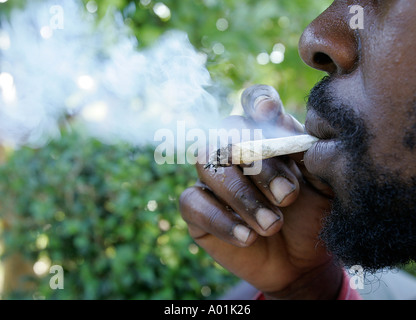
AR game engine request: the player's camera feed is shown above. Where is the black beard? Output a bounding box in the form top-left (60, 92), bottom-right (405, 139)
top-left (307, 77), bottom-right (416, 272)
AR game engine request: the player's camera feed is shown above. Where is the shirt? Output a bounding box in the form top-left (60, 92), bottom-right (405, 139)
top-left (254, 270), bottom-right (362, 300)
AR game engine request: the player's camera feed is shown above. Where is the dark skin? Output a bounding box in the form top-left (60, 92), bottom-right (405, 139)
top-left (180, 0), bottom-right (416, 299)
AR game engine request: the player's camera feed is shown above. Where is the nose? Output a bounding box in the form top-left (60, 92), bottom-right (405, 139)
top-left (298, 3), bottom-right (359, 75)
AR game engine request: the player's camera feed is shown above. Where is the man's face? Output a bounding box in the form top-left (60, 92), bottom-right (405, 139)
top-left (299, 0), bottom-right (416, 271)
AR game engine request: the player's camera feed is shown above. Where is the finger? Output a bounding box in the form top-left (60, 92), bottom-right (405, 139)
top-left (241, 85), bottom-right (305, 137)
top-left (249, 157), bottom-right (300, 207)
top-left (241, 84), bottom-right (284, 123)
top-left (197, 164), bottom-right (284, 236)
top-left (179, 186), bottom-right (258, 247)
top-left (215, 114), bottom-right (302, 206)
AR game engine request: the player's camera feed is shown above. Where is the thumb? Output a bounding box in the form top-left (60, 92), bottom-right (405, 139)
top-left (241, 85), bottom-right (305, 138)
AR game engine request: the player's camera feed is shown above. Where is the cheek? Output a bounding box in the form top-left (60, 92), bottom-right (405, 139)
top-left (354, 3), bottom-right (416, 175)
top-left (365, 110), bottom-right (416, 179)
top-left (359, 1), bottom-right (416, 110)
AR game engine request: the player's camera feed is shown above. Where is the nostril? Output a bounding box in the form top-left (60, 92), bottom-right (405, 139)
top-left (298, 5), bottom-right (360, 75)
top-left (313, 52), bottom-right (333, 66)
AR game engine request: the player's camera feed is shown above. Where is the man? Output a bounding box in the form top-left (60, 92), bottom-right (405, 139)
top-left (179, 0), bottom-right (416, 299)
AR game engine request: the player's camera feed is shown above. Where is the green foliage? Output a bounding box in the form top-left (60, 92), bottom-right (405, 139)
top-left (93, 0), bottom-right (332, 120)
top-left (0, 129), bottom-right (238, 299)
top-left (403, 261), bottom-right (416, 278)
top-left (0, 0), bottom-right (27, 20)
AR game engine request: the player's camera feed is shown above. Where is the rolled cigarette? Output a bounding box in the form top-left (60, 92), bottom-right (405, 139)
top-left (205, 134), bottom-right (319, 169)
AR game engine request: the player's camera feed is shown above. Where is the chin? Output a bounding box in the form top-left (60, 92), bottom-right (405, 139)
top-left (319, 163), bottom-right (416, 272)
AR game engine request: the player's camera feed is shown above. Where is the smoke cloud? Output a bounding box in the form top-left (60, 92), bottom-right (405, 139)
top-left (0, 0), bottom-right (220, 148)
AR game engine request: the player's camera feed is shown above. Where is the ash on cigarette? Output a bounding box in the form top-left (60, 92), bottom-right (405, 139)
top-left (204, 145), bottom-right (233, 170)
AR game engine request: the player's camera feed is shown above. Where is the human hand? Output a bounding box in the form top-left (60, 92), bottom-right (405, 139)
top-left (180, 85), bottom-right (343, 299)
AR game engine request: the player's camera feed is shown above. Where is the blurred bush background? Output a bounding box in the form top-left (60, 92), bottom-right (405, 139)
top-left (0, 129), bottom-right (236, 299)
top-left (2, 0), bottom-right (413, 300)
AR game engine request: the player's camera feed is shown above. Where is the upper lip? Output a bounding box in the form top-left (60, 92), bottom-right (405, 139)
top-left (304, 109), bottom-right (338, 140)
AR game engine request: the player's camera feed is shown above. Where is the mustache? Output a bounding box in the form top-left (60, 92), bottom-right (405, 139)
top-left (306, 76), bottom-right (368, 146)
top-left (306, 76), bottom-right (332, 115)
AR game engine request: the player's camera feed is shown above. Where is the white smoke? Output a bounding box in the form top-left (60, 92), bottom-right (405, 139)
top-left (0, 0), bottom-right (220, 147)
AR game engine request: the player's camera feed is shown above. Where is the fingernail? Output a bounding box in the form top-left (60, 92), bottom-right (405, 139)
top-left (256, 208), bottom-right (280, 231)
top-left (233, 224), bottom-right (251, 243)
top-left (270, 177), bottom-right (296, 204)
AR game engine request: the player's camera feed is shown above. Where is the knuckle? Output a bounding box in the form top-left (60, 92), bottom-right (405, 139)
top-left (179, 187), bottom-right (200, 220)
top-left (227, 178), bottom-right (253, 203)
top-left (205, 205), bottom-right (224, 229)
top-left (179, 187), bottom-right (229, 232)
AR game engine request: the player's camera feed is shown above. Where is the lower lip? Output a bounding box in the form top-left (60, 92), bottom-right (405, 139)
top-left (304, 139), bottom-right (339, 177)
